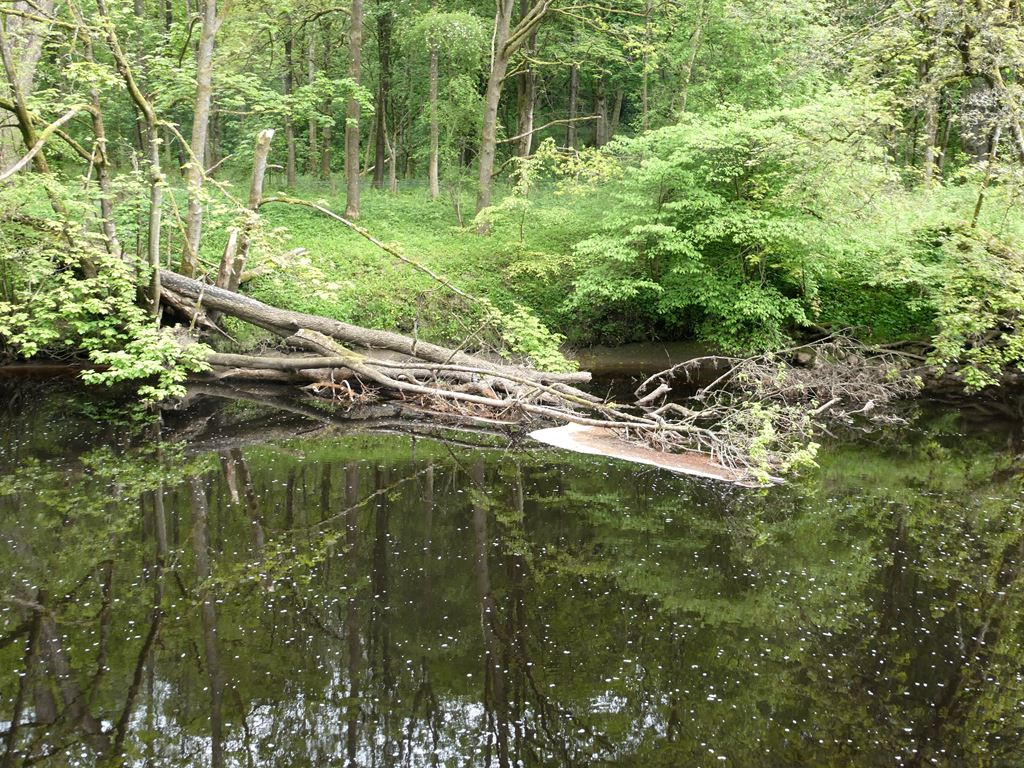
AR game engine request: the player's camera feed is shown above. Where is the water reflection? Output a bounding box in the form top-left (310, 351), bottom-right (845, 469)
top-left (1, 386), bottom-right (1023, 766)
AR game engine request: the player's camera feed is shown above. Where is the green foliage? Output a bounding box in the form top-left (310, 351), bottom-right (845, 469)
top-left (0, 183), bottom-right (209, 402)
top-left (4, 0), bottom-right (1024, 393)
top-left (567, 90), bottom-right (898, 351)
top-left (399, 10), bottom-right (488, 61)
top-left (483, 300), bottom-right (575, 372)
top-left (926, 229), bottom-right (1024, 390)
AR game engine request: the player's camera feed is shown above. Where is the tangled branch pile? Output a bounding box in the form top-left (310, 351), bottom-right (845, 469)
top-left (630, 335), bottom-right (924, 477)
top-left (165, 264), bottom-right (921, 483)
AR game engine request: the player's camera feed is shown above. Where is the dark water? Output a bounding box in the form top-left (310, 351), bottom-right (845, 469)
top-left (1, 383), bottom-right (1023, 767)
top-left (569, 342), bottom-right (709, 379)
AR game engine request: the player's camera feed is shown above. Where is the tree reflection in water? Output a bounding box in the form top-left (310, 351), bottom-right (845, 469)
top-left (1, 386), bottom-right (1023, 766)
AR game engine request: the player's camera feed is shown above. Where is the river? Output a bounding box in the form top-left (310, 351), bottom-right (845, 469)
top-left (1, 376), bottom-right (1022, 766)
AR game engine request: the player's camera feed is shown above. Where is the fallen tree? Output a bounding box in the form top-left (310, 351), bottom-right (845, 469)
top-left (159, 270), bottom-right (927, 483)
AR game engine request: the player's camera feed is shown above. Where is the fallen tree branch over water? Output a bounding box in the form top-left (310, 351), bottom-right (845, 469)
top-left (162, 271), bottom-right (924, 483)
top-left (158, 271), bottom-right (785, 480)
top-left (636, 334), bottom-right (924, 425)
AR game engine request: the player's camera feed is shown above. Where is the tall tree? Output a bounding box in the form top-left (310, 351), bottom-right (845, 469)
top-left (373, 1), bottom-right (393, 189)
top-left (0, 0), bottom-right (55, 167)
top-left (566, 62), bottom-right (579, 148)
top-left (514, 0), bottom-right (539, 158)
top-left (283, 23), bottom-right (298, 188)
top-left (182, 0), bottom-right (224, 277)
top-left (475, 0), bottom-right (554, 223)
top-left (307, 30), bottom-right (319, 174)
top-left (428, 26), bottom-right (440, 198)
top-left (344, 0), bottom-right (363, 218)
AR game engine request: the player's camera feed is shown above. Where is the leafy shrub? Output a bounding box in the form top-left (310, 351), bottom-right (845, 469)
top-left (566, 89), bottom-right (899, 352)
top-left (0, 182), bottom-right (208, 402)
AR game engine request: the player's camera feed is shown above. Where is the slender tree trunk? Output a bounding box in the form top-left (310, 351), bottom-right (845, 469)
top-left (363, 117), bottom-right (375, 173)
top-left (514, 0), bottom-right (537, 158)
top-left (427, 42), bottom-right (440, 199)
top-left (641, 0), bottom-right (652, 131)
top-left (372, 5), bottom-right (392, 189)
top-left (594, 76), bottom-right (608, 147)
top-left (386, 116), bottom-right (398, 193)
top-left (937, 113), bottom-right (952, 176)
top-left (515, 74), bottom-right (536, 158)
top-left (609, 87), bottom-right (623, 138)
top-left (971, 125), bottom-right (1001, 228)
top-left (84, 40), bottom-right (122, 260)
top-left (474, 0), bottom-right (550, 222)
top-left (677, 0), bottom-right (707, 116)
top-left (320, 20), bottom-right (333, 181)
top-left (922, 84), bottom-right (940, 187)
top-left (0, 0), bottom-right (55, 167)
top-left (307, 32), bottom-right (318, 174)
top-left (220, 129), bottom-right (274, 294)
top-left (566, 63), bottom-right (579, 149)
top-left (96, 0), bottom-right (163, 307)
top-left (208, 109), bottom-right (221, 174)
top-left (183, 0), bottom-right (221, 277)
top-left (344, 0), bottom-right (363, 218)
top-left (475, 0), bottom-right (516, 220)
top-left (284, 31), bottom-right (297, 188)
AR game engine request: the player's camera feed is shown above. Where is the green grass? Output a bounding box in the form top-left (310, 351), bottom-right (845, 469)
top-left (203, 176), bottom-right (606, 349)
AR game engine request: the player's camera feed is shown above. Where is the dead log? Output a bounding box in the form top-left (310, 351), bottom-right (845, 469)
top-left (226, 129), bottom-right (274, 293)
top-left (157, 272), bottom-right (845, 484)
top-left (159, 270), bottom-right (590, 386)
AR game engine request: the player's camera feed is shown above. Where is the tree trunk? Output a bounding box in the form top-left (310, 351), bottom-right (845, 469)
top-left (283, 31), bottom-right (297, 188)
top-left (427, 43), bottom-right (440, 199)
top-left (922, 84), bottom-right (939, 187)
top-left (609, 87), bottom-right (624, 139)
top-left (641, 0), bottom-right (652, 132)
top-left (159, 270), bottom-right (590, 385)
top-left (937, 114), bottom-right (952, 176)
top-left (183, 0), bottom-right (220, 277)
top-left (363, 117), bottom-right (375, 174)
top-left (84, 40), bottom-right (122, 260)
top-left (320, 20), bottom-right (333, 181)
top-left (307, 32), bottom-right (318, 174)
top-left (372, 6), bottom-right (392, 189)
top-left (224, 130), bottom-right (274, 294)
top-left (344, 0), bottom-right (363, 218)
top-left (971, 125), bottom-right (1001, 228)
top-left (0, 0), bottom-right (55, 167)
top-left (96, 0), bottom-right (162, 310)
top-left (207, 109), bottom-right (221, 175)
top-left (514, 0), bottom-right (537, 158)
top-left (566, 64), bottom-right (579, 149)
top-left (594, 77), bottom-right (608, 147)
top-left (321, 119), bottom-right (332, 178)
top-left (475, 0), bottom-right (516, 221)
top-left (677, 0), bottom-right (707, 116)
top-left (387, 119), bottom-right (398, 193)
